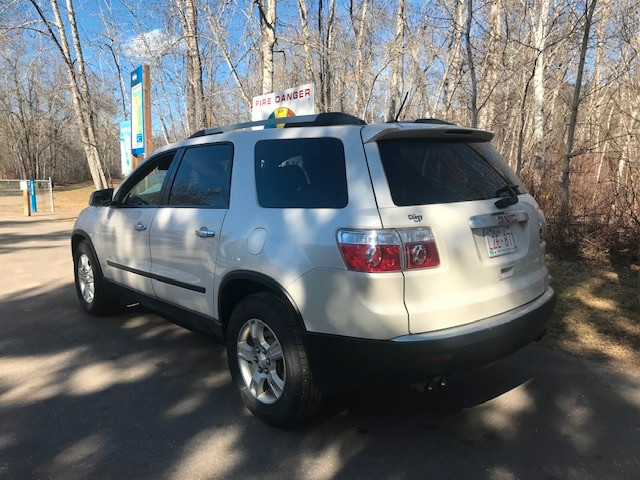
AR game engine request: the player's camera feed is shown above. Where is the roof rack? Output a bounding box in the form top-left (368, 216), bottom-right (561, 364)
top-left (189, 112), bottom-right (366, 138)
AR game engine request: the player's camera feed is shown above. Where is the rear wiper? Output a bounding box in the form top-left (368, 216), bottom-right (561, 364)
top-left (494, 185), bottom-right (519, 209)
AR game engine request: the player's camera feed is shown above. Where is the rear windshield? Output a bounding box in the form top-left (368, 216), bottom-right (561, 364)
top-left (377, 139), bottom-right (525, 206)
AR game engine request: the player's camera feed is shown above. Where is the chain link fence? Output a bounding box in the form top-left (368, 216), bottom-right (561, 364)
top-left (0, 178), bottom-right (54, 214)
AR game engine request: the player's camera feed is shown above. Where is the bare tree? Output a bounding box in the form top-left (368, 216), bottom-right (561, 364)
top-left (560, 0), bottom-right (598, 223)
top-left (387, 0), bottom-right (406, 120)
top-left (351, 0), bottom-right (370, 117)
top-left (318, 0), bottom-right (336, 111)
top-left (27, 0), bottom-right (108, 190)
top-left (531, 0), bottom-right (553, 191)
top-left (464, 0), bottom-right (478, 126)
top-left (175, 0), bottom-right (205, 133)
top-left (256, 0), bottom-right (277, 94)
top-left (296, 0), bottom-right (316, 93)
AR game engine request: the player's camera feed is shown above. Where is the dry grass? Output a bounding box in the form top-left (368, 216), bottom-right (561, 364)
top-left (542, 253), bottom-right (640, 369)
top-left (53, 180), bottom-right (121, 212)
top-left (52, 181), bottom-right (96, 212)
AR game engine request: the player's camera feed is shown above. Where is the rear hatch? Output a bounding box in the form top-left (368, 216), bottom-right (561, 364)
top-left (361, 124), bottom-right (548, 334)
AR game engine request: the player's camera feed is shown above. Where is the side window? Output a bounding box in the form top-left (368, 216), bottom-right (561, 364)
top-left (121, 152), bottom-right (175, 206)
top-left (168, 143), bottom-right (233, 208)
top-left (255, 138), bottom-right (348, 208)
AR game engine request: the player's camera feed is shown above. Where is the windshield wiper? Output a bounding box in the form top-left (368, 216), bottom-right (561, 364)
top-left (494, 185), bottom-right (519, 209)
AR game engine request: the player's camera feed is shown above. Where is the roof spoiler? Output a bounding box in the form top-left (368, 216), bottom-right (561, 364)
top-left (362, 123), bottom-right (494, 143)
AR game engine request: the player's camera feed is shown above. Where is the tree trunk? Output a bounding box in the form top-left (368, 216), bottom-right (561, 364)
top-left (465, 0), bottom-right (478, 127)
top-left (438, 0), bottom-right (466, 119)
top-left (531, 0), bottom-right (552, 192)
top-left (297, 0), bottom-right (316, 92)
top-left (387, 0), bottom-right (405, 120)
top-left (352, 0), bottom-right (370, 117)
top-left (319, 0), bottom-right (336, 111)
top-left (478, 0), bottom-right (501, 129)
top-left (257, 0), bottom-right (277, 94)
top-left (175, 0), bottom-right (205, 133)
top-left (560, 0), bottom-right (597, 223)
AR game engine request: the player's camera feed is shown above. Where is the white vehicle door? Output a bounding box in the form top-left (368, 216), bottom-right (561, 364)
top-left (99, 151), bottom-right (177, 296)
top-left (149, 143), bottom-right (233, 317)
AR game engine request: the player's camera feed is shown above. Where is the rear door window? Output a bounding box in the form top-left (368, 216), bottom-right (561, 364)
top-left (168, 143), bottom-right (233, 208)
top-left (377, 139), bottom-right (524, 206)
top-left (255, 138), bottom-right (348, 208)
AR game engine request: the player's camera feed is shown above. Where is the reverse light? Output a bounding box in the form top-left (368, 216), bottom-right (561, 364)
top-left (337, 227), bottom-right (440, 272)
top-left (399, 228), bottom-right (440, 269)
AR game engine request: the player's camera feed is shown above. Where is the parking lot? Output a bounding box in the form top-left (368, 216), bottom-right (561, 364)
top-left (1, 214), bottom-right (639, 480)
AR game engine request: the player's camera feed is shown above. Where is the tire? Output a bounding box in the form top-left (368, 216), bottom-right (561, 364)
top-left (226, 293), bottom-right (324, 427)
top-left (73, 240), bottom-right (113, 315)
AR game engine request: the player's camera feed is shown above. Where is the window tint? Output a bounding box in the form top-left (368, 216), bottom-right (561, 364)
top-left (121, 152), bottom-right (174, 206)
top-left (168, 144), bottom-right (233, 208)
top-left (469, 142), bottom-right (526, 193)
top-left (255, 138), bottom-right (347, 208)
top-left (377, 139), bottom-right (522, 206)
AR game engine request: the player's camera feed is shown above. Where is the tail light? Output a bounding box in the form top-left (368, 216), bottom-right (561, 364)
top-left (337, 229), bottom-right (402, 272)
top-left (535, 207), bottom-right (547, 243)
top-left (399, 228), bottom-right (440, 269)
top-left (337, 228), bottom-right (439, 272)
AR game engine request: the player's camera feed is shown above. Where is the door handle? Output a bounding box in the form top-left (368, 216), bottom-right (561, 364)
top-left (195, 227), bottom-right (215, 238)
top-left (133, 222), bottom-right (147, 231)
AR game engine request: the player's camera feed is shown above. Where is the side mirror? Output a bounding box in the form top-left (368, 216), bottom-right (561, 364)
top-left (89, 188), bottom-right (114, 207)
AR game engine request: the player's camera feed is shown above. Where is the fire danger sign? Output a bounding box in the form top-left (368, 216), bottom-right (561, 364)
top-left (251, 83), bottom-right (315, 127)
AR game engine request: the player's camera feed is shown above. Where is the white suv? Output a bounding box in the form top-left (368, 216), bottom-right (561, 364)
top-left (72, 113), bottom-right (556, 426)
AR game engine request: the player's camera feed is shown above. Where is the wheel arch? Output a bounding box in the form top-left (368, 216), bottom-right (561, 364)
top-left (71, 229), bottom-right (105, 278)
top-left (218, 271), bottom-right (306, 340)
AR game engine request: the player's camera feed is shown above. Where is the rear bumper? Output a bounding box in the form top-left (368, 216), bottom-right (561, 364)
top-left (302, 287), bottom-right (556, 391)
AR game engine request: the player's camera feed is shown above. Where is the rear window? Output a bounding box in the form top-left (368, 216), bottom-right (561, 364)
top-left (255, 138), bottom-right (348, 208)
top-left (377, 139), bottom-right (525, 206)
top-left (168, 143), bottom-right (233, 208)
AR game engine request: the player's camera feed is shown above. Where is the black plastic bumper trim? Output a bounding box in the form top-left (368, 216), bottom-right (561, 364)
top-left (302, 287), bottom-right (556, 392)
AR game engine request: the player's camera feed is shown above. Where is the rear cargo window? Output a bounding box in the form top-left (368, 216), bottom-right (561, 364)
top-left (255, 138), bottom-right (348, 208)
top-left (377, 139), bottom-right (524, 206)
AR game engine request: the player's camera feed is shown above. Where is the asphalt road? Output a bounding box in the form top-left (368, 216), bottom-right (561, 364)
top-left (1, 214), bottom-right (639, 480)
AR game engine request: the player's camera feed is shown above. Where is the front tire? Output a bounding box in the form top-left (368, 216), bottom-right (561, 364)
top-left (73, 240), bottom-right (112, 315)
top-left (226, 293), bottom-right (324, 426)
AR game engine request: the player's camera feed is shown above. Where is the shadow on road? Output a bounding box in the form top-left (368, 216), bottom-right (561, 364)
top-left (1, 280), bottom-right (639, 479)
top-left (0, 229), bottom-right (71, 255)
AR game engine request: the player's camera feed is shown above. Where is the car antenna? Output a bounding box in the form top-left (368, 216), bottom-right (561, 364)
top-left (394, 92), bottom-right (409, 122)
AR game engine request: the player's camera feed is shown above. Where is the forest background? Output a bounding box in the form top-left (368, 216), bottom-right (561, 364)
top-left (1, 0), bottom-right (638, 255)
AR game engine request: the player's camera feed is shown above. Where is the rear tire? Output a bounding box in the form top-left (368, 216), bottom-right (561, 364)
top-left (226, 293), bottom-right (324, 426)
top-left (73, 240), bottom-right (113, 315)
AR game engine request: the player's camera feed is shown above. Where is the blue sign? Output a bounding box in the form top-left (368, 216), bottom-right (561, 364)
top-left (120, 121), bottom-right (132, 175)
top-left (131, 66), bottom-right (145, 155)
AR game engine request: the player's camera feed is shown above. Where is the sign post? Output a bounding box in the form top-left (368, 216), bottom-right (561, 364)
top-left (130, 65), bottom-right (152, 168)
top-left (28, 179), bottom-right (37, 213)
top-left (251, 83), bottom-right (315, 127)
top-left (20, 180), bottom-right (30, 217)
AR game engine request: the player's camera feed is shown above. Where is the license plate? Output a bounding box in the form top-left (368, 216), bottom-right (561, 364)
top-left (484, 226), bottom-right (518, 257)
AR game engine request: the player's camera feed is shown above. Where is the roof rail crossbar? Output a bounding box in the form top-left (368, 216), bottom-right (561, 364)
top-left (189, 112), bottom-right (365, 138)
